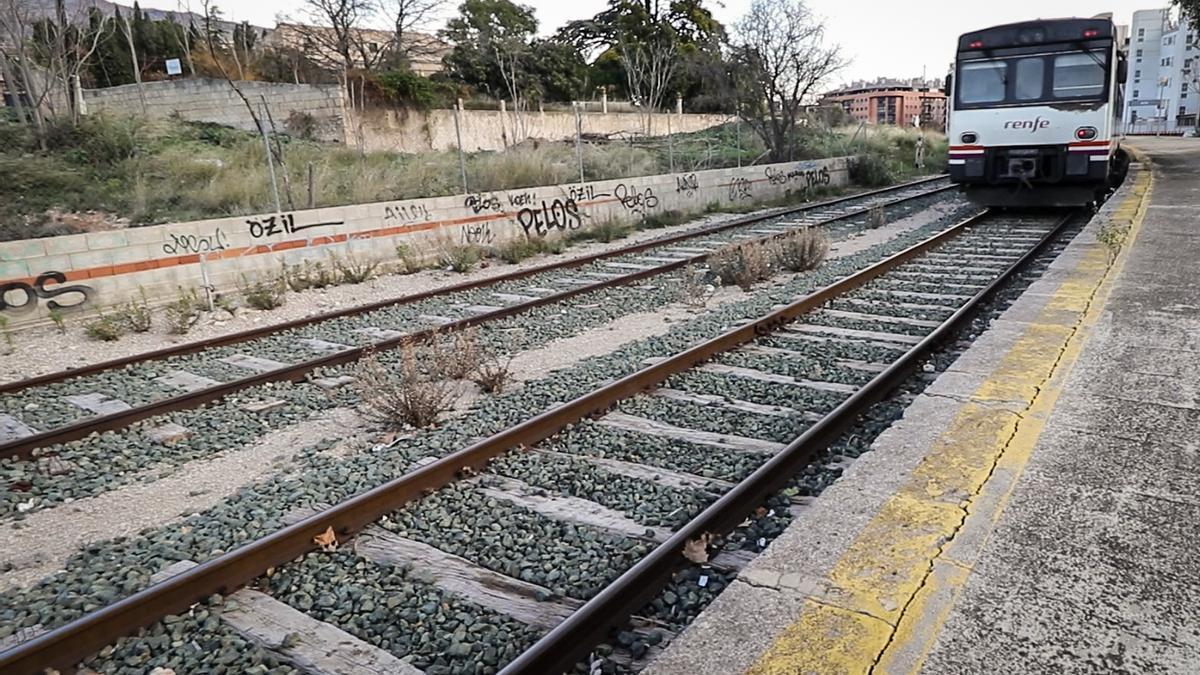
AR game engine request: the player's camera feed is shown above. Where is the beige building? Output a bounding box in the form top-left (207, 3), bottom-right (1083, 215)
top-left (264, 23), bottom-right (448, 77)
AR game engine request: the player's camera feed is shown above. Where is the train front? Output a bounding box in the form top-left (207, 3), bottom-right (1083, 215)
top-left (947, 18), bottom-right (1127, 207)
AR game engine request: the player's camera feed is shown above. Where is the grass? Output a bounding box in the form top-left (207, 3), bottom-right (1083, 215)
top-left (0, 111), bottom-right (945, 242)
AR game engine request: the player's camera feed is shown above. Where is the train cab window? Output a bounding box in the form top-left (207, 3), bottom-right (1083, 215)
top-left (1014, 58), bottom-right (1044, 100)
top-left (960, 61), bottom-right (1007, 103)
top-left (1053, 53), bottom-right (1105, 98)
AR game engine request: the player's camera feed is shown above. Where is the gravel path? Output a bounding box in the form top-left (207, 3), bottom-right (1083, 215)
top-left (0, 199), bottom-right (968, 592)
top-left (2, 205), bottom-right (1029, 673)
top-left (0, 408), bottom-right (367, 593)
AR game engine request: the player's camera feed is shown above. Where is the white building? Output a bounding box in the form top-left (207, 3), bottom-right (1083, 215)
top-left (1125, 9), bottom-right (1200, 133)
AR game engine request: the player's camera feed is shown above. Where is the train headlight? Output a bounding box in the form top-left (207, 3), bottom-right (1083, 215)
top-left (960, 132), bottom-right (979, 144)
top-left (1075, 127), bottom-right (1098, 141)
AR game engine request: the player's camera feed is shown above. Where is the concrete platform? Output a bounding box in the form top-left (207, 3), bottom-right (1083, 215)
top-left (646, 137), bottom-right (1200, 675)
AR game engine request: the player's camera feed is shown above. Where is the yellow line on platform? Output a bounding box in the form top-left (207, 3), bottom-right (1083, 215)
top-left (747, 167), bottom-right (1154, 675)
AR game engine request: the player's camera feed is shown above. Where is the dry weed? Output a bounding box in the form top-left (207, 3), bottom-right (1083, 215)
top-left (773, 228), bottom-right (829, 272)
top-left (709, 241), bottom-right (774, 291)
top-left (356, 348), bottom-right (461, 429)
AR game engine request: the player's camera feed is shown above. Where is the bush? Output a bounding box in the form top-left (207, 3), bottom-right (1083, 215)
top-left (773, 228), bottom-right (829, 273)
top-left (569, 218), bottom-right (630, 244)
top-left (240, 273), bottom-right (287, 310)
top-left (164, 288), bottom-right (203, 334)
top-left (395, 244), bottom-right (421, 274)
top-left (356, 347), bottom-right (461, 429)
top-left (84, 312), bottom-right (125, 341)
top-left (114, 294), bottom-right (153, 333)
top-left (472, 353), bottom-right (514, 394)
top-left (332, 251), bottom-right (379, 284)
top-left (285, 260), bottom-right (337, 292)
top-left (440, 244), bottom-right (481, 273)
top-left (285, 111), bottom-right (319, 141)
top-left (709, 241), bottom-right (774, 291)
top-left (493, 238), bottom-right (540, 264)
top-left (368, 70), bottom-right (447, 109)
top-left (850, 153), bottom-right (899, 187)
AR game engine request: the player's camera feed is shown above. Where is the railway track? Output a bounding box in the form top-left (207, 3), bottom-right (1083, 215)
top-left (0, 176), bottom-right (955, 462)
top-left (0, 207), bottom-right (1082, 674)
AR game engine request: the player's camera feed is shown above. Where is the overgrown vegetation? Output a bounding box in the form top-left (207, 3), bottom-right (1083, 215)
top-left (164, 288), bottom-right (204, 335)
top-left (440, 243), bottom-right (482, 273)
top-left (356, 347), bottom-right (461, 429)
top-left (0, 111), bottom-right (943, 243)
top-left (239, 272), bottom-right (288, 310)
top-left (708, 227), bottom-right (829, 291)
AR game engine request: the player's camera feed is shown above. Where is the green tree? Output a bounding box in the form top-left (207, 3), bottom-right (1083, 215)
top-left (1177, 1), bottom-right (1199, 27)
top-left (441, 0), bottom-right (538, 100)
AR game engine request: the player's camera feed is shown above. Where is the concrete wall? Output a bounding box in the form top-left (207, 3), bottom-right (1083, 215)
top-left (81, 79), bottom-right (350, 142)
top-left (358, 108), bottom-right (730, 153)
top-left (0, 157), bottom-right (851, 328)
top-left (79, 79), bottom-right (729, 152)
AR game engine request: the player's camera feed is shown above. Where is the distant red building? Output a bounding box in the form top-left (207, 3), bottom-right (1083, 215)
top-left (819, 81), bottom-right (947, 130)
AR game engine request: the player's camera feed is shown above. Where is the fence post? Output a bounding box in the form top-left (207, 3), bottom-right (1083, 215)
top-left (454, 99), bottom-right (469, 194)
top-left (735, 108), bottom-right (742, 168)
top-left (667, 113), bottom-right (675, 173)
top-left (574, 102), bottom-right (585, 184)
top-left (499, 99), bottom-right (508, 148)
top-left (258, 101), bottom-right (282, 214)
top-left (676, 95), bottom-right (683, 116)
top-left (307, 162), bottom-right (315, 209)
top-left (601, 88), bottom-right (608, 114)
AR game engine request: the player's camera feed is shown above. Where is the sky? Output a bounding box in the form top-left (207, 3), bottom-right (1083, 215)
top-left (151, 0), bottom-right (1159, 87)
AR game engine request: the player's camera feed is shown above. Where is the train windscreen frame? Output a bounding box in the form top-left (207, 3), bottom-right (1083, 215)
top-left (955, 48), bottom-right (1111, 110)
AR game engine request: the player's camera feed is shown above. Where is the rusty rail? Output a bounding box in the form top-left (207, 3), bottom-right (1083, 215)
top-left (0, 175), bottom-right (947, 397)
top-left (0, 179), bottom-right (954, 460)
top-left (498, 210), bottom-right (1078, 674)
top-left (0, 207), bottom-right (1052, 675)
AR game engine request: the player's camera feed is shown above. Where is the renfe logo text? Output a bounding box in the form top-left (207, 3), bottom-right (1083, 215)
top-left (1003, 117), bottom-right (1052, 133)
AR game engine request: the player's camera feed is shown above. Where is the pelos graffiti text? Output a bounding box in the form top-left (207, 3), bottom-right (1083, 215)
top-left (614, 183), bottom-right (660, 214)
top-left (517, 198), bottom-right (583, 237)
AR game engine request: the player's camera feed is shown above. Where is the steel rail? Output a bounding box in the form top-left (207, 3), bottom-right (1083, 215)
top-left (0, 207), bottom-right (1014, 675)
top-left (0, 180), bottom-right (955, 460)
top-left (498, 210), bottom-right (1079, 675)
top-left (0, 175), bottom-right (947, 397)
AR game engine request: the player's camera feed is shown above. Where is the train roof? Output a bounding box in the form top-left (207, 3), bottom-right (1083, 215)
top-left (957, 18), bottom-right (1115, 52)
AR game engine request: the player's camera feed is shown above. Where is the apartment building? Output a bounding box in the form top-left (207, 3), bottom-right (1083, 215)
top-left (1125, 8), bottom-right (1200, 133)
top-left (818, 80), bottom-right (947, 130)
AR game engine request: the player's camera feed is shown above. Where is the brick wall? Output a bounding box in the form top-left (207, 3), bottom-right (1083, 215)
top-left (0, 157), bottom-right (851, 328)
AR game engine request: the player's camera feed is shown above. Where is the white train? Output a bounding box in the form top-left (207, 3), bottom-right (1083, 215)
top-left (947, 17), bottom-right (1129, 207)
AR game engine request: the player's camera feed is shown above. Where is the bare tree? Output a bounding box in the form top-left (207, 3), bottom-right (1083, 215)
top-left (0, 0), bottom-right (110, 139)
top-left (117, 10), bottom-right (149, 114)
top-left (201, 0), bottom-right (295, 209)
top-left (286, 0), bottom-right (374, 76)
top-left (618, 28), bottom-right (677, 135)
top-left (729, 0), bottom-right (845, 162)
top-left (376, 0), bottom-right (446, 63)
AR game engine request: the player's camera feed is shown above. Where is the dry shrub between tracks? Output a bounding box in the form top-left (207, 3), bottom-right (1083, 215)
top-left (709, 228), bottom-right (830, 291)
top-left (356, 329), bottom-right (483, 429)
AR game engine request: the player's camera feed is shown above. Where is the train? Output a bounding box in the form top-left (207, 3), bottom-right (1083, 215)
top-left (946, 17), bottom-right (1129, 207)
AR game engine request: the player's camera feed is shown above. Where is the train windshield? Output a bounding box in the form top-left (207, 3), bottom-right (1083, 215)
top-left (956, 49), bottom-right (1109, 108)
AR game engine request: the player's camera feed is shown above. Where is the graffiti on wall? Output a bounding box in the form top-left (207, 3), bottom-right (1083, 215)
top-left (567, 185), bottom-right (610, 202)
top-left (464, 193), bottom-right (503, 215)
top-left (461, 223), bottom-right (495, 245)
top-left (764, 165), bottom-right (832, 189)
top-left (246, 213), bottom-right (345, 239)
top-left (0, 272), bottom-right (94, 315)
top-left (728, 177), bottom-right (753, 201)
top-left (517, 198), bottom-right (584, 237)
top-left (384, 203), bottom-right (432, 224)
top-left (675, 173), bottom-right (699, 196)
top-left (162, 229), bottom-right (231, 255)
top-left (614, 183), bottom-right (660, 214)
